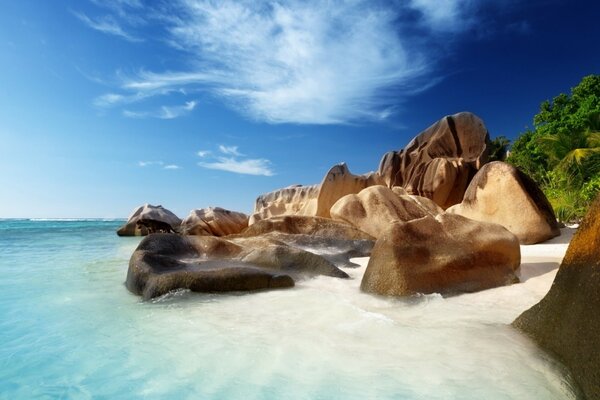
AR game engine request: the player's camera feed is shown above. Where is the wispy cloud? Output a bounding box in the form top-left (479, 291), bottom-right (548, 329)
top-left (73, 11), bottom-right (142, 42)
top-left (94, 93), bottom-right (126, 107)
top-left (199, 157), bottom-right (274, 176)
top-left (138, 160), bottom-right (181, 170)
top-left (138, 161), bottom-right (163, 167)
top-left (123, 100), bottom-right (197, 119)
top-left (159, 100), bottom-right (197, 119)
top-left (197, 145), bottom-right (274, 176)
top-left (113, 0), bottom-right (428, 124)
top-left (84, 0), bottom-right (518, 124)
top-left (218, 145), bottom-right (242, 156)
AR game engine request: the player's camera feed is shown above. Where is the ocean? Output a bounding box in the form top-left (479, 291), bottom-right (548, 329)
top-left (0, 219), bottom-right (577, 399)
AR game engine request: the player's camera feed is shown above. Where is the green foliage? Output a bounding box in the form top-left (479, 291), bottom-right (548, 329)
top-left (508, 74), bottom-right (600, 222)
top-left (581, 175), bottom-right (600, 203)
top-left (542, 170), bottom-right (587, 224)
top-left (508, 130), bottom-right (547, 183)
top-left (488, 136), bottom-right (510, 161)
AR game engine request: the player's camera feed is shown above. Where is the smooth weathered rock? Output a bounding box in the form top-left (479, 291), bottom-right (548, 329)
top-left (378, 112), bottom-right (489, 209)
top-left (180, 207), bottom-right (249, 236)
top-left (249, 184), bottom-right (320, 225)
top-left (250, 163), bottom-right (383, 224)
top-left (361, 214), bottom-right (520, 296)
top-left (238, 215), bottom-right (374, 241)
top-left (447, 162), bottom-right (560, 244)
top-left (127, 233), bottom-right (348, 299)
top-left (117, 204), bottom-right (181, 236)
top-left (315, 163), bottom-right (383, 218)
top-left (330, 186), bottom-right (443, 239)
top-left (513, 196), bottom-right (600, 400)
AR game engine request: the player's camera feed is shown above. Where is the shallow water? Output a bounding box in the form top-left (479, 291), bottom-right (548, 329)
top-left (0, 220), bottom-right (577, 399)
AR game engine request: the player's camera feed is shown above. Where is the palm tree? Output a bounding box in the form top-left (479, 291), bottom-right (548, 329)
top-left (538, 113), bottom-right (600, 183)
top-left (488, 136), bottom-right (511, 162)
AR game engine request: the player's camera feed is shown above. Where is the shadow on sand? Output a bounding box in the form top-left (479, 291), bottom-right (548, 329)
top-left (518, 261), bottom-right (560, 282)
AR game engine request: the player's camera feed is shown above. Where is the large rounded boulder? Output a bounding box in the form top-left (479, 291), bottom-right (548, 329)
top-left (378, 112), bottom-right (489, 209)
top-left (361, 214), bottom-right (521, 296)
top-left (180, 207), bottom-right (249, 236)
top-left (117, 204), bottom-right (182, 236)
top-left (513, 195), bottom-right (600, 400)
top-left (446, 161), bottom-right (560, 244)
top-left (330, 186), bottom-right (442, 239)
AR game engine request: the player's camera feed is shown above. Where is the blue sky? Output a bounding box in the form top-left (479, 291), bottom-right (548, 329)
top-left (1, 0), bottom-right (599, 218)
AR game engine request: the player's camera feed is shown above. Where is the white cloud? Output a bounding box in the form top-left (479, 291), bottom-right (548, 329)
top-left (138, 161), bottom-right (164, 167)
top-left (85, 0), bottom-right (512, 124)
top-left (73, 11), bottom-right (142, 42)
top-left (123, 100), bottom-right (197, 119)
top-left (94, 93), bottom-right (126, 107)
top-left (218, 145), bottom-right (242, 156)
top-left (158, 100), bottom-right (197, 119)
top-left (197, 145), bottom-right (274, 176)
top-left (106, 0), bottom-right (434, 124)
top-left (199, 157), bottom-right (274, 176)
top-left (138, 161), bottom-right (181, 170)
top-left (409, 0), bottom-right (466, 32)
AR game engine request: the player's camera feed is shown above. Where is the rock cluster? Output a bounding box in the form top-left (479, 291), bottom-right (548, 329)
top-left (120, 112), bottom-right (560, 301)
top-left (118, 206), bottom-right (248, 237)
top-left (513, 195), bottom-right (600, 400)
top-left (249, 163), bottom-right (383, 224)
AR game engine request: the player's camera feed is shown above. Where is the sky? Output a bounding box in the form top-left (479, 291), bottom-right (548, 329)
top-left (1, 0), bottom-right (599, 218)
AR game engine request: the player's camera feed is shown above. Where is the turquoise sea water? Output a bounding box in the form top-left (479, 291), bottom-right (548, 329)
top-left (0, 220), bottom-right (577, 399)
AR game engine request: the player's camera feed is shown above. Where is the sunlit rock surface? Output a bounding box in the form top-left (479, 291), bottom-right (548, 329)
top-left (447, 161), bottom-right (560, 244)
top-left (180, 207), bottom-right (249, 236)
top-left (378, 112), bottom-right (489, 209)
top-left (330, 185), bottom-right (442, 239)
top-left (250, 163), bottom-right (382, 224)
top-left (514, 196), bottom-right (600, 400)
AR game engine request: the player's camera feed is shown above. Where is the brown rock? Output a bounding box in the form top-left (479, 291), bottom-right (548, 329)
top-left (446, 161), bottom-right (560, 244)
top-left (233, 216), bottom-right (374, 269)
top-left (237, 215), bottom-right (373, 240)
top-left (513, 195), bottom-right (600, 400)
top-left (180, 207), bottom-right (249, 236)
top-left (315, 164), bottom-right (383, 218)
top-left (378, 112), bottom-right (489, 209)
top-left (127, 233), bottom-right (348, 300)
top-left (330, 186), bottom-right (442, 239)
top-left (117, 204), bottom-right (181, 236)
top-left (361, 213), bottom-right (520, 296)
top-left (249, 184), bottom-right (320, 225)
top-left (250, 163), bottom-right (383, 224)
